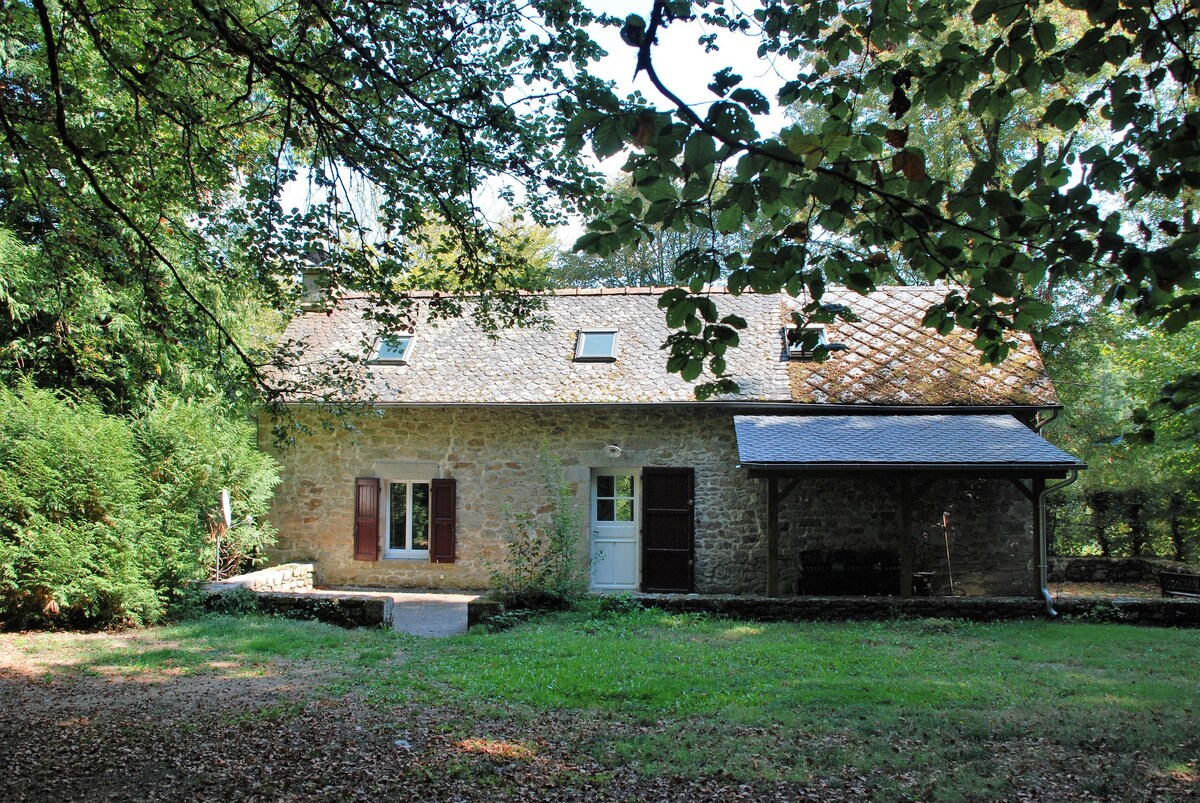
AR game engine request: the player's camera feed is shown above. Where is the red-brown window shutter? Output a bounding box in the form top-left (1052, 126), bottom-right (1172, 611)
top-left (429, 477), bottom-right (456, 564)
top-left (354, 477), bottom-right (380, 561)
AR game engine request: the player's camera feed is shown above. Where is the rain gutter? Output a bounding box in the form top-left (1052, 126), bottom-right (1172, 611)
top-left (1038, 470), bottom-right (1080, 617)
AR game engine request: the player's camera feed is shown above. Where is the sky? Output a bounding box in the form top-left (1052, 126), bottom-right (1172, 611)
top-left (583, 1), bottom-right (791, 169)
top-left (282, 3), bottom-right (792, 244)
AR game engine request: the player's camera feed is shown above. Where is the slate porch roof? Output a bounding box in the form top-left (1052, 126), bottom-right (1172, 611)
top-left (274, 286), bottom-right (1059, 407)
top-left (734, 414), bottom-right (1084, 472)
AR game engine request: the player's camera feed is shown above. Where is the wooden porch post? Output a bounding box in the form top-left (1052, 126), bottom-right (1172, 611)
top-left (767, 475), bottom-right (779, 596)
top-left (1031, 476), bottom-right (1046, 598)
top-left (898, 477), bottom-right (913, 599)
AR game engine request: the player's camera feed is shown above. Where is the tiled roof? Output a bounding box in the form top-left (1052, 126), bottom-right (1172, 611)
top-left (734, 414), bottom-right (1084, 469)
top-left (785, 288), bottom-right (1057, 406)
top-left (273, 286), bottom-right (1059, 407)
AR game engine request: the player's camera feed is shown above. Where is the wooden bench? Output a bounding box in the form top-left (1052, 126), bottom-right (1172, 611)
top-left (1160, 571), bottom-right (1200, 599)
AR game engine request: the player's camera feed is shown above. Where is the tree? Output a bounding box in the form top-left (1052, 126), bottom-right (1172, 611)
top-left (551, 174), bottom-right (773, 288)
top-left (565, 0), bottom-right (1199, 408)
top-left (1, 0), bottom-right (604, 409)
top-left (1044, 309), bottom-right (1199, 557)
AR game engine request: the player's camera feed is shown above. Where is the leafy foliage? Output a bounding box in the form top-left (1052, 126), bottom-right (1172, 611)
top-left (489, 448), bottom-right (588, 610)
top-left (0, 382), bottom-right (279, 629)
top-left (566, 1), bottom-right (1199, 406)
top-left (1044, 310), bottom-right (1199, 558)
top-left (0, 0), bottom-right (605, 410)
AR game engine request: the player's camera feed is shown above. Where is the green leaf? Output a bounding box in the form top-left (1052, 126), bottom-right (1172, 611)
top-left (592, 116), bottom-right (625, 159)
top-left (716, 204), bottom-right (744, 234)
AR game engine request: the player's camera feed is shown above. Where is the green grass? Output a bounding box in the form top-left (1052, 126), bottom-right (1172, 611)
top-left (400, 609), bottom-right (1199, 795)
top-left (23, 608), bottom-right (1200, 801)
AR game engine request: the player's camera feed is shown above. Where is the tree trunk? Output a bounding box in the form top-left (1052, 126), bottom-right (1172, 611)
top-left (1125, 490), bottom-right (1148, 558)
top-left (1170, 493), bottom-right (1186, 562)
top-left (1089, 491), bottom-right (1113, 556)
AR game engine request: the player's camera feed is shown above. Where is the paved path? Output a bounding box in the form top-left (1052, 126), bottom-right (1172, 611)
top-left (318, 589), bottom-right (479, 637)
top-left (386, 591), bottom-right (479, 637)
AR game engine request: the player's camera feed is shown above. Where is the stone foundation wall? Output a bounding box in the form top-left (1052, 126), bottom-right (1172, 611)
top-left (632, 593), bottom-right (1200, 627)
top-left (264, 407), bottom-right (1033, 595)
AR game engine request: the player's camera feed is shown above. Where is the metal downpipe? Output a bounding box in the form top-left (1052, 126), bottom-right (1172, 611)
top-left (1038, 470), bottom-right (1079, 617)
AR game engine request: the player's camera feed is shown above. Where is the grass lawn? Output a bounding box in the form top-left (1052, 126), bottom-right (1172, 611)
top-left (3, 606), bottom-right (1198, 801)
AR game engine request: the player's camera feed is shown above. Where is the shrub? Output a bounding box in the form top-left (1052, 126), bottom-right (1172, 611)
top-left (0, 381), bottom-right (154, 627)
top-left (135, 397), bottom-right (278, 591)
top-left (489, 447), bottom-right (588, 610)
top-left (0, 382), bottom-right (279, 629)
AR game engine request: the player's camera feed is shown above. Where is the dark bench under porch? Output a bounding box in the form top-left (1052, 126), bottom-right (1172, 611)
top-left (1160, 571), bottom-right (1200, 599)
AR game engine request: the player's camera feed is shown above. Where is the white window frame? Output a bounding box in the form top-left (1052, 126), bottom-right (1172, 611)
top-left (785, 325), bottom-right (827, 360)
top-left (380, 478), bottom-right (431, 559)
top-left (574, 328), bottom-right (619, 362)
top-left (373, 334), bottom-right (415, 364)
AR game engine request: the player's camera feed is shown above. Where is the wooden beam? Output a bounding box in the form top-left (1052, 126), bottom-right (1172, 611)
top-left (767, 475), bottom-right (779, 596)
top-left (1031, 476), bottom-right (1046, 598)
top-left (898, 477), bottom-right (914, 598)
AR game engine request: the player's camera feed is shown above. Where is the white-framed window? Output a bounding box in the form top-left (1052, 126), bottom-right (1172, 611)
top-left (594, 473), bottom-right (635, 522)
top-left (574, 328), bottom-right (619, 362)
top-left (373, 335), bottom-right (414, 363)
top-left (382, 480), bottom-right (431, 558)
top-left (785, 325), bottom-right (827, 360)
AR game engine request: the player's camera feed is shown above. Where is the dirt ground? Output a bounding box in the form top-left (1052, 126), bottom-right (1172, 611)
top-left (0, 631), bottom-right (835, 802)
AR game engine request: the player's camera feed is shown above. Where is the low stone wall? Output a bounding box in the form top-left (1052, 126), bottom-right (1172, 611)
top-left (205, 562), bottom-right (315, 593)
top-left (626, 593), bottom-right (1200, 627)
top-left (246, 592), bottom-right (392, 628)
top-left (203, 563), bottom-right (392, 628)
top-left (467, 597), bottom-right (505, 629)
top-left (1048, 556), bottom-right (1198, 583)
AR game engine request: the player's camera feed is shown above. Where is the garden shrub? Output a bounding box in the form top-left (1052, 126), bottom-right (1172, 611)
top-left (0, 381), bottom-right (279, 629)
top-left (489, 447), bottom-right (588, 610)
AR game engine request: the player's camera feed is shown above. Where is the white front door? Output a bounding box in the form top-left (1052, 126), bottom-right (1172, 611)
top-left (591, 471), bottom-right (638, 590)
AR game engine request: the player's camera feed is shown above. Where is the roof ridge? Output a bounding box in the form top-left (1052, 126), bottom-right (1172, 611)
top-left (322, 284), bottom-right (953, 303)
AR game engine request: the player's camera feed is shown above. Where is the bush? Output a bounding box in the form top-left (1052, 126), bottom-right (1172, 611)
top-left (0, 382), bottom-right (279, 629)
top-left (135, 397), bottom-right (278, 592)
top-left (489, 447), bottom-right (588, 610)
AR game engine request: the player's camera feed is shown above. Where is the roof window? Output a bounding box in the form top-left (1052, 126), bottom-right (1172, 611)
top-left (785, 325), bottom-right (828, 361)
top-left (574, 329), bottom-right (619, 362)
top-left (373, 334), bottom-right (414, 364)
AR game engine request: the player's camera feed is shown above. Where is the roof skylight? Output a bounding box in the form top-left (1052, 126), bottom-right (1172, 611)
top-left (373, 335), bottom-right (414, 363)
top-left (574, 329), bottom-right (618, 362)
top-left (785, 326), bottom-right (827, 360)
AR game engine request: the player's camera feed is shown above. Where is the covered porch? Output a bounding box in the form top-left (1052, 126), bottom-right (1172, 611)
top-left (733, 414), bottom-right (1085, 600)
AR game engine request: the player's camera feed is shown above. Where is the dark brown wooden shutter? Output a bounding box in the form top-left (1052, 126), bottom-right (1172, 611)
top-left (354, 477), bottom-right (380, 561)
top-left (429, 477), bottom-right (456, 564)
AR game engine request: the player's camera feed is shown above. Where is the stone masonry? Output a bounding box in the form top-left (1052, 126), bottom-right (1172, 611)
top-left (263, 406), bottom-right (1036, 595)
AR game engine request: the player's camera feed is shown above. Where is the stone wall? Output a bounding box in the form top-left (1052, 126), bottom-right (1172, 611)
top-left (1048, 556), bottom-right (1199, 583)
top-left (263, 407), bottom-right (1034, 595)
top-left (776, 477), bottom-right (1033, 596)
top-left (204, 563), bottom-right (314, 593)
top-left (631, 593), bottom-right (1200, 627)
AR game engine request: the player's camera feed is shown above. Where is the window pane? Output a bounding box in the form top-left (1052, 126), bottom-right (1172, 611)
top-left (615, 499), bottom-right (633, 521)
top-left (615, 475), bottom-right (633, 497)
top-left (597, 499), bottom-right (615, 521)
top-left (377, 336), bottom-right (411, 361)
top-left (579, 331), bottom-right (616, 359)
top-left (597, 475), bottom-right (614, 498)
top-left (412, 483), bottom-right (430, 550)
top-left (389, 483), bottom-right (408, 550)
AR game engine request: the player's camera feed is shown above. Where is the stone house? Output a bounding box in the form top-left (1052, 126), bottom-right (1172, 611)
top-left (262, 286), bottom-right (1083, 598)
